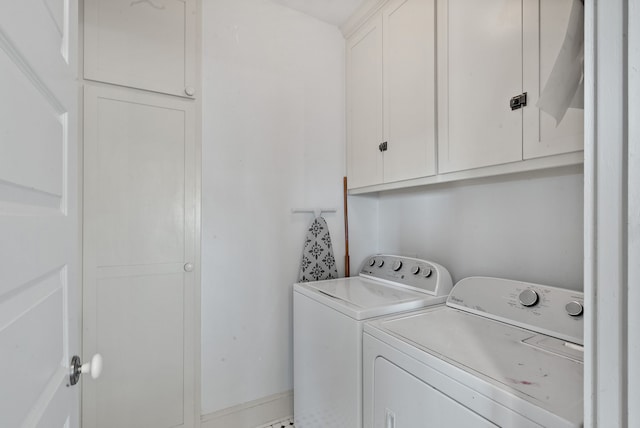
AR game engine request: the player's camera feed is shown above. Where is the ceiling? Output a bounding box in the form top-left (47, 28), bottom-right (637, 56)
top-left (271, 0), bottom-right (368, 27)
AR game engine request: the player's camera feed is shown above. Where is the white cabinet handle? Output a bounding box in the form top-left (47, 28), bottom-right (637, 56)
top-left (184, 263), bottom-right (194, 272)
top-left (185, 87), bottom-right (195, 96)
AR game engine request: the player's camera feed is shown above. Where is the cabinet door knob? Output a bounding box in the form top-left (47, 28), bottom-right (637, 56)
top-left (184, 263), bottom-right (194, 272)
top-left (379, 141), bottom-right (388, 152)
top-left (185, 87), bottom-right (195, 96)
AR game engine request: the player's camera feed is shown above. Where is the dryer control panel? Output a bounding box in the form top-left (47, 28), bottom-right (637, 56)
top-left (446, 277), bottom-right (584, 345)
top-left (359, 255), bottom-right (453, 297)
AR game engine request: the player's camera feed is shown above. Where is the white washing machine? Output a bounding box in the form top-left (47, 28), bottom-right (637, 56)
top-left (363, 277), bottom-right (584, 428)
top-left (293, 255), bottom-right (453, 428)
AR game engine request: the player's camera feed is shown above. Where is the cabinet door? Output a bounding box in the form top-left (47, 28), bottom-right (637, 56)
top-left (523, 0), bottom-right (584, 159)
top-left (383, 0), bottom-right (437, 183)
top-left (84, 0), bottom-right (197, 98)
top-left (347, 15), bottom-right (384, 188)
top-left (83, 85), bottom-right (197, 428)
top-left (437, 0), bottom-right (523, 173)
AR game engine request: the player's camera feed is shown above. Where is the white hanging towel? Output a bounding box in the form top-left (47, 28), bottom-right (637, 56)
top-left (536, 0), bottom-right (584, 125)
top-left (298, 216), bottom-right (338, 282)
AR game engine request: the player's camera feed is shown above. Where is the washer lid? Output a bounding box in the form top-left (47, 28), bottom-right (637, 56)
top-left (369, 307), bottom-right (583, 425)
top-left (294, 277), bottom-right (446, 320)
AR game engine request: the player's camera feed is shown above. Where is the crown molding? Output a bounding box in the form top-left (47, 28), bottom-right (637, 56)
top-left (340, 0), bottom-right (389, 38)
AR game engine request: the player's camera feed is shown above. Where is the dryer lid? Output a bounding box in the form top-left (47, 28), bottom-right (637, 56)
top-left (371, 307), bottom-right (583, 425)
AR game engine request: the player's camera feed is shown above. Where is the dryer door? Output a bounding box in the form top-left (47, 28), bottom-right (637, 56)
top-left (373, 357), bottom-right (498, 428)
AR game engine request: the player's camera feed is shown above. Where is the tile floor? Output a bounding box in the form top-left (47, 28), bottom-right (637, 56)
top-left (257, 416), bottom-right (295, 428)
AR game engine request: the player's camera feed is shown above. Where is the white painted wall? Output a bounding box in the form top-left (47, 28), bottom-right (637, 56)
top-left (201, 0), bottom-right (584, 419)
top-left (347, 193), bottom-right (380, 273)
top-left (350, 166), bottom-right (584, 291)
top-left (201, 0), bottom-right (346, 415)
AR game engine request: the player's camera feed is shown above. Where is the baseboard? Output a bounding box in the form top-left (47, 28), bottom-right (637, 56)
top-left (200, 391), bottom-right (293, 428)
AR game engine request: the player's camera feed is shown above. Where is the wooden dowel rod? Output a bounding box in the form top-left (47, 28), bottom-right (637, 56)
top-left (343, 176), bottom-right (350, 277)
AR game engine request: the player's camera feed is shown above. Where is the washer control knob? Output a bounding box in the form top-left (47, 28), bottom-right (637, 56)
top-left (565, 301), bottom-right (584, 317)
top-left (392, 261), bottom-right (403, 271)
top-left (368, 258), bottom-right (376, 267)
top-left (411, 266), bottom-right (421, 275)
top-left (519, 289), bottom-right (539, 307)
top-left (377, 259), bottom-right (384, 268)
top-left (423, 267), bottom-right (432, 278)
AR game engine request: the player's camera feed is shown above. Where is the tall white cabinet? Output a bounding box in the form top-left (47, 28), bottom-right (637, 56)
top-left (347, 0), bottom-right (437, 189)
top-left (346, 0), bottom-right (584, 192)
top-left (81, 0), bottom-right (200, 426)
top-left (83, 85), bottom-right (197, 428)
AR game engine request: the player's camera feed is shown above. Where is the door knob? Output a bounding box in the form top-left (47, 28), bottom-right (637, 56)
top-left (184, 263), bottom-right (194, 272)
top-left (69, 354), bottom-right (103, 386)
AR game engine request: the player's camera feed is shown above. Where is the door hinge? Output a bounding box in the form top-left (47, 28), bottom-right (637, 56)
top-left (510, 92), bottom-right (528, 110)
top-left (379, 141), bottom-right (388, 152)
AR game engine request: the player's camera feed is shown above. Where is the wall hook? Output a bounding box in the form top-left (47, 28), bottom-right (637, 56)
top-left (291, 208), bottom-right (337, 218)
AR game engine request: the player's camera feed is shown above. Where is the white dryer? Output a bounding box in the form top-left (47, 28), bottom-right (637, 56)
top-left (293, 255), bottom-right (453, 428)
top-left (363, 277), bottom-right (584, 428)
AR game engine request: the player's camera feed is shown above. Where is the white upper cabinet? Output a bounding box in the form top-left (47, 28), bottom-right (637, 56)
top-left (84, 0), bottom-right (197, 98)
top-left (347, 0), bottom-right (437, 189)
top-left (383, 0), bottom-right (437, 183)
top-left (437, 0), bottom-right (524, 174)
top-left (523, 0), bottom-right (584, 159)
top-left (437, 0), bottom-right (583, 175)
top-left (347, 16), bottom-right (384, 188)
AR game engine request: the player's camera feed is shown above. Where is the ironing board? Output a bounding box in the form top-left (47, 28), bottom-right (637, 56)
top-left (298, 216), bottom-right (338, 282)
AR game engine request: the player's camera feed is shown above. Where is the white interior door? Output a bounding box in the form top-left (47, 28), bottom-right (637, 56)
top-left (83, 84), bottom-right (196, 428)
top-left (0, 0), bottom-right (81, 427)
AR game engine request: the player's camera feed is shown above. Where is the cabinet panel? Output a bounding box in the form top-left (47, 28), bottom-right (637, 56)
top-left (383, 0), bottom-right (436, 183)
top-left (84, 0), bottom-right (196, 98)
top-left (438, 0), bottom-right (523, 173)
top-left (523, 0), bottom-right (584, 159)
top-left (347, 16), bottom-right (384, 188)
